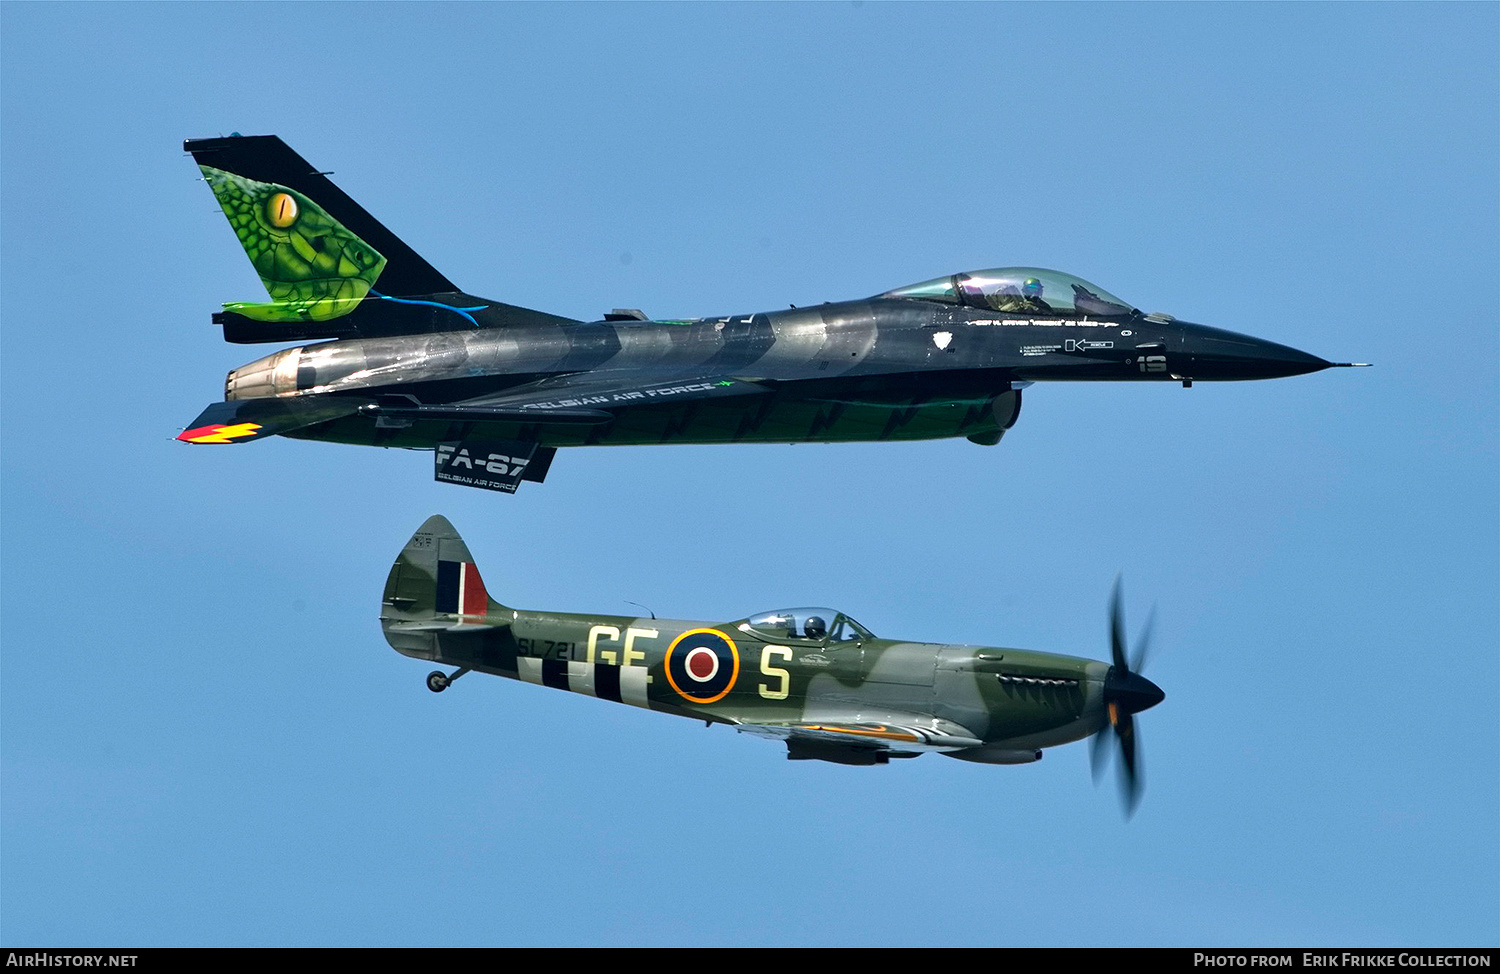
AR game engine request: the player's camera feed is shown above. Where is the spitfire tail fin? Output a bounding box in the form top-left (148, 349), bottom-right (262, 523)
top-left (381, 515), bottom-right (511, 661)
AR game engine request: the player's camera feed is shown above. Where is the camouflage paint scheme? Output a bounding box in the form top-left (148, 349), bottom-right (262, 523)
top-left (179, 136), bottom-right (1363, 486)
top-left (384, 516), bottom-right (1164, 774)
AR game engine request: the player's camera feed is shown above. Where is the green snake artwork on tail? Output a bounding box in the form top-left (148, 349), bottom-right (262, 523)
top-left (200, 165), bottom-right (386, 322)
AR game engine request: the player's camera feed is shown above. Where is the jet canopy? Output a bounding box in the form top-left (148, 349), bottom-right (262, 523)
top-left (880, 267), bottom-right (1136, 317)
top-left (741, 607), bottom-right (875, 643)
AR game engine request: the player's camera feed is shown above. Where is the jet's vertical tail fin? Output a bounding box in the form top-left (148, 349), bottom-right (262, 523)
top-left (187, 134), bottom-right (456, 308)
top-left (381, 515), bottom-right (511, 660)
top-left (187, 134), bottom-right (583, 343)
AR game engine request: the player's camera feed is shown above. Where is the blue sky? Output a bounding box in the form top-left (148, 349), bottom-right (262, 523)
top-left (2, 2), bottom-right (1496, 947)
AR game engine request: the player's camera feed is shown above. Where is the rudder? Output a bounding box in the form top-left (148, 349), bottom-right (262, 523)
top-left (381, 515), bottom-right (511, 661)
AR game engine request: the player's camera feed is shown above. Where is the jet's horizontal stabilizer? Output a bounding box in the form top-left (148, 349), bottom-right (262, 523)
top-left (176, 397), bottom-right (364, 444)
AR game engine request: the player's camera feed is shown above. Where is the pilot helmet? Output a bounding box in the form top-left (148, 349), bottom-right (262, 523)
top-left (804, 615), bottom-right (827, 639)
top-left (1022, 277), bottom-right (1044, 298)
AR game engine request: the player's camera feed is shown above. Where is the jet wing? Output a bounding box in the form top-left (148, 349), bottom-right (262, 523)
top-left (177, 384), bottom-right (631, 445)
top-left (450, 370), bottom-right (774, 414)
top-left (178, 372), bottom-right (773, 445)
top-left (734, 714), bottom-right (983, 756)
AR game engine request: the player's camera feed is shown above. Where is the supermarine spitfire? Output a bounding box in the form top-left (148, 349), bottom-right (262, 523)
top-left (178, 135), bottom-right (1365, 492)
top-left (385, 515), bottom-right (1165, 812)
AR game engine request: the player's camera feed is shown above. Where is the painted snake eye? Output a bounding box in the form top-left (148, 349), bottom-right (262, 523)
top-left (267, 192), bottom-right (299, 228)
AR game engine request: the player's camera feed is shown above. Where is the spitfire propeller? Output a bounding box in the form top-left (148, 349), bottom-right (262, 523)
top-left (1090, 577), bottom-right (1166, 817)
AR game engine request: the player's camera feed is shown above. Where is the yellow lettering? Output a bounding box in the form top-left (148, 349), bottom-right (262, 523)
top-left (759, 646), bottom-right (792, 700)
top-left (587, 625), bottom-right (620, 664)
top-left (623, 627), bottom-right (657, 667)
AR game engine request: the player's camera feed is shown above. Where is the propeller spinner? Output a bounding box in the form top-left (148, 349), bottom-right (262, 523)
top-left (1090, 577), bottom-right (1166, 817)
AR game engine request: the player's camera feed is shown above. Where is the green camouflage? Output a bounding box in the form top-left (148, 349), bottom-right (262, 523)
top-left (381, 516), bottom-right (1163, 773)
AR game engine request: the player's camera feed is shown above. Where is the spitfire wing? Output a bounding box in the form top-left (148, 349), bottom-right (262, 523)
top-left (735, 714), bottom-right (983, 759)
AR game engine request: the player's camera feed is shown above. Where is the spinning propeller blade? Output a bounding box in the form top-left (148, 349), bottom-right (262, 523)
top-left (1092, 577), bottom-right (1165, 817)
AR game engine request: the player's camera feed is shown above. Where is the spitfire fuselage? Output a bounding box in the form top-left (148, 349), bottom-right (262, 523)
top-left (411, 609), bottom-right (1111, 749)
top-left (382, 517), bottom-right (1128, 765)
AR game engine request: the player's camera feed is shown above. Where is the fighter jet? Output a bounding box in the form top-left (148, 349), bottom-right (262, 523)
top-left (385, 516), bottom-right (1164, 812)
top-left (178, 135), bottom-right (1365, 493)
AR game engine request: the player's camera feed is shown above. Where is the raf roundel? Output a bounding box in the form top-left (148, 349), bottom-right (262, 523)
top-left (665, 629), bottom-right (740, 704)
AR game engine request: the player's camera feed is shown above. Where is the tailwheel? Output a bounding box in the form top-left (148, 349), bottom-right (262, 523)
top-left (426, 671), bottom-right (450, 693)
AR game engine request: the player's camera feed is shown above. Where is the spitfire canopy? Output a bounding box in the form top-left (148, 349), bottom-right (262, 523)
top-left (881, 267), bottom-right (1136, 317)
top-left (741, 608), bottom-right (875, 643)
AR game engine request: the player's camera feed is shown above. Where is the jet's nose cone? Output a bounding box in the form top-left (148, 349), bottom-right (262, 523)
top-left (1109, 669), bottom-right (1165, 716)
top-left (1180, 322), bottom-right (1334, 380)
